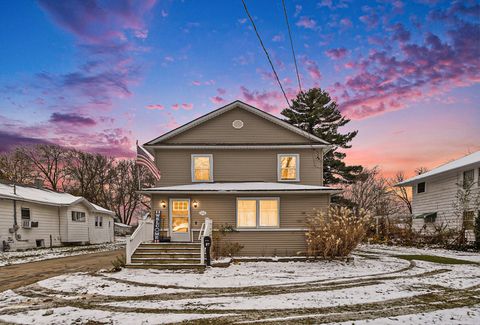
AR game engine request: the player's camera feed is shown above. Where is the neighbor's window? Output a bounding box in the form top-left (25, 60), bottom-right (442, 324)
top-left (463, 169), bottom-right (474, 189)
top-left (463, 211), bottom-right (474, 230)
top-left (278, 154), bottom-right (300, 181)
top-left (417, 182), bottom-right (426, 194)
top-left (237, 198), bottom-right (279, 228)
top-left (192, 154), bottom-right (213, 182)
top-left (424, 213), bottom-right (437, 224)
top-left (95, 216), bottom-right (103, 227)
top-left (71, 211), bottom-right (86, 222)
top-left (21, 208), bottom-right (31, 219)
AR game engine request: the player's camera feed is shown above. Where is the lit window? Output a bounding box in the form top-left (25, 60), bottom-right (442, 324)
top-left (237, 198), bottom-right (279, 228)
top-left (278, 154), bottom-right (299, 181)
top-left (417, 182), bottom-right (426, 194)
top-left (192, 154), bottom-right (213, 182)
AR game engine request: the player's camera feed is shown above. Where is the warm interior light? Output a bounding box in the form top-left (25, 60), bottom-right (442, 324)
top-left (160, 200), bottom-right (167, 209)
top-left (192, 200), bottom-right (199, 208)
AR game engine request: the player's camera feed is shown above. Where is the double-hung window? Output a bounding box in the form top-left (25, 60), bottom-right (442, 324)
top-left (278, 154), bottom-right (299, 181)
top-left (192, 154), bottom-right (213, 182)
top-left (417, 182), bottom-right (426, 194)
top-left (95, 216), bottom-right (103, 227)
top-left (21, 208), bottom-right (31, 220)
top-left (463, 169), bottom-right (474, 189)
top-left (237, 198), bottom-right (279, 228)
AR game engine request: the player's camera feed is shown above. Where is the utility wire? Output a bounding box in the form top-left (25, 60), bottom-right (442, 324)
top-left (241, 0), bottom-right (291, 108)
top-left (281, 0), bottom-right (302, 94)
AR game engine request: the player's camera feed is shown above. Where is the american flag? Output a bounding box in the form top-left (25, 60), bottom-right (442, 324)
top-left (136, 142), bottom-right (161, 180)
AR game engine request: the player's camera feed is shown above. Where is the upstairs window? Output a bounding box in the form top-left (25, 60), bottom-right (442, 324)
top-left (463, 211), bottom-right (474, 230)
top-left (21, 208), bottom-right (31, 220)
top-left (463, 169), bottom-right (474, 189)
top-left (192, 154), bottom-right (213, 182)
top-left (417, 182), bottom-right (426, 194)
top-left (72, 211), bottom-right (86, 222)
top-left (278, 154), bottom-right (300, 181)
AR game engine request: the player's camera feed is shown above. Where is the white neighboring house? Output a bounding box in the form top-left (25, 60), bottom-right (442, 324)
top-left (396, 151), bottom-right (480, 241)
top-left (0, 182), bottom-right (115, 251)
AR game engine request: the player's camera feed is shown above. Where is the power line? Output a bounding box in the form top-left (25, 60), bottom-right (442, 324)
top-left (281, 0), bottom-right (302, 94)
top-left (241, 0), bottom-right (291, 108)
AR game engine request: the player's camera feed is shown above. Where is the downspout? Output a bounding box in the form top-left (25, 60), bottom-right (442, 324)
top-left (12, 184), bottom-right (17, 226)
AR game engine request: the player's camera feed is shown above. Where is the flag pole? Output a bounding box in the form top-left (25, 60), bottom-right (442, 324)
top-left (136, 140), bottom-right (141, 191)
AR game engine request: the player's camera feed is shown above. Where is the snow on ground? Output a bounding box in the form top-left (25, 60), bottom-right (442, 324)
top-left (38, 273), bottom-right (193, 297)
top-left (361, 243), bottom-right (480, 263)
top-left (0, 290), bottom-right (31, 312)
top-left (106, 255), bottom-right (408, 288)
top-left (0, 238), bottom-right (125, 267)
top-left (0, 306), bottom-right (233, 325)
top-left (332, 305), bottom-right (480, 324)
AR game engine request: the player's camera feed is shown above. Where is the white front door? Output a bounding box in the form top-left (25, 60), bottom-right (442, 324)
top-left (169, 199), bottom-right (191, 242)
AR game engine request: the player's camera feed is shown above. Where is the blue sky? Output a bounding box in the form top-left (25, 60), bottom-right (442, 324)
top-left (0, 0), bottom-right (479, 175)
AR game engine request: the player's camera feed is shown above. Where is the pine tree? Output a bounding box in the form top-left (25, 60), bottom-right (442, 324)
top-left (281, 88), bottom-right (363, 185)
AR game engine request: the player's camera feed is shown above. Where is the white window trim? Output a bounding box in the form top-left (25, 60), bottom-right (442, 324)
top-left (191, 154), bottom-right (213, 182)
top-left (95, 216), bottom-right (103, 228)
top-left (20, 207), bottom-right (31, 219)
top-left (236, 197), bottom-right (280, 229)
top-left (417, 181), bottom-right (426, 194)
top-left (277, 153), bottom-right (300, 182)
top-left (71, 211), bottom-right (86, 222)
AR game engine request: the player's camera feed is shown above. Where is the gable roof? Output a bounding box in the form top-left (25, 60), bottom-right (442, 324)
top-left (396, 150), bottom-right (480, 186)
top-left (144, 100), bottom-right (330, 146)
top-left (0, 183), bottom-right (115, 216)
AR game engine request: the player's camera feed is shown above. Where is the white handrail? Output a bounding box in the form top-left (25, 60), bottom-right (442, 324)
top-left (126, 220), bottom-right (154, 264)
top-left (199, 217), bottom-right (212, 265)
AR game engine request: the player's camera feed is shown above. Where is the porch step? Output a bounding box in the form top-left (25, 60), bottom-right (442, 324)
top-left (132, 252), bottom-right (201, 259)
top-left (126, 263), bottom-right (205, 270)
top-left (129, 242), bottom-right (203, 270)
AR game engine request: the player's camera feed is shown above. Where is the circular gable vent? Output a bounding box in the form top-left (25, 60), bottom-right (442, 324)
top-left (232, 119), bottom-right (244, 129)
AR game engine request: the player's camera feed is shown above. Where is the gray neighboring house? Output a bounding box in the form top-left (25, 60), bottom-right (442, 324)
top-left (397, 151), bottom-right (480, 241)
top-left (0, 182), bottom-right (115, 251)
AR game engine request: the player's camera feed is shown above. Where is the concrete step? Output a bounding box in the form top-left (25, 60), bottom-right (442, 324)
top-left (139, 242), bottom-right (201, 249)
top-left (135, 247), bottom-right (200, 253)
top-left (131, 257), bottom-right (201, 264)
top-left (132, 252), bottom-right (201, 259)
top-left (126, 263), bottom-right (205, 270)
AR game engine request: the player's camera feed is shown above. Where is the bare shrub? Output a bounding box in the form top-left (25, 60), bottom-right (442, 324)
top-left (306, 206), bottom-right (369, 259)
top-left (212, 224), bottom-right (244, 259)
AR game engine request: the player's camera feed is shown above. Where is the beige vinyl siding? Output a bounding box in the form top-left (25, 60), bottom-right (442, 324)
top-left (88, 213), bottom-right (115, 244)
top-left (412, 166), bottom-right (480, 241)
top-left (151, 193), bottom-right (329, 255)
top-left (163, 107), bottom-right (313, 144)
top-left (154, 148), bottom-right (323, 186)
top-left (0, 199), bottom-right (62, 250)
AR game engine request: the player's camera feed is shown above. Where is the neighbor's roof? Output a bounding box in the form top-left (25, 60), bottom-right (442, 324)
top-left (114, 222), bottom-right (132, 228)
top-left (144, 100), bottom-right (330, 146)
top-left (396, 151), bottom-right (480, 186)
top-left (140, 182), bottom-right (341, 194)
top-left (0, 183), bottom-right (115, 215)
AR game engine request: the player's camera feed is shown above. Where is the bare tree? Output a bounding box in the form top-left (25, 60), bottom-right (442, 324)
top-left (414, 166), bottom-right (429, 175)
top-left (389, 172), bottom-right (412, 214)
top-left (18, 144), bottom-right (70, 191)
top-left (64, 150), bottom-right (115, 204)
top-left (452, 176), bottom-right (480, 247)
top-left (0, 148), bottom-right (35, 184)
top-left (102, 160), bottom-right (154, 225)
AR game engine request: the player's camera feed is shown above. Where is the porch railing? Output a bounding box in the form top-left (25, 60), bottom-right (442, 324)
top-left (199, 217), bottom-right (213, 265)
top-left (126, 219), bottom-right (153, 264)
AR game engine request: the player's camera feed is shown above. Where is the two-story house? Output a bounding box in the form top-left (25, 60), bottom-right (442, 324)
top-left (136, 100), bottom-right (339, 261)
top-left (396, 151), bottom-right (480, 242)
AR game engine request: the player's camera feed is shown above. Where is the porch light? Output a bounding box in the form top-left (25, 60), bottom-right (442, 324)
top-left (192, 200), bottom-right (199, 209)
top-left (160, 201), bottom-right (167, 209)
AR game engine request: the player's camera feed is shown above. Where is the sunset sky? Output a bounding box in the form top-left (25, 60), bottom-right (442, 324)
top-left (0, 0), bottom-right (479, 178)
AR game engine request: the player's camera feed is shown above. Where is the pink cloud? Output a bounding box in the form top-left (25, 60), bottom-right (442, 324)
top-left (302, 57), bottom-right (322, 80)
top-left (210, 96), bottom-right (225, 104)
top-left (217, 88), bottom-right (226, 95)
top-left (272, 34), bottom-right (284, 42)
top-left (171, 104), bottom-right (180, 110)
top-left (240, 86), bottom-right (287, 114)
top-left (191, 80), bottom-right (202, 86)
top-left (340, 18), bottom-right (352, 28)
top-left (49, 112), bottom-right (96, 126)
top-left (296, 16), bottom-right (317, 30)
top-left (146, 104), bottom-right (164, 110)
top-left (325, 48), bottom-right (348, 60)
top-left (181, 103), bottom-right (193, 110)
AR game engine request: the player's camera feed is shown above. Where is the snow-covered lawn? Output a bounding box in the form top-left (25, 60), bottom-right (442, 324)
top-left (0, 244), bottom-right (479, 324)
top-left (0, 238), bottom-right (125, 267)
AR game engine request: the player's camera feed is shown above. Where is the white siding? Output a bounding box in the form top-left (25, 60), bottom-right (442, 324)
top-left (0, 198), bottom-right (62, 250)
top-left (64, 203), bottom-right (91, 243)
top-left (88, 213), bottom-right (115, 244)
top-left (412, 165), bottom-right (480, 241)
